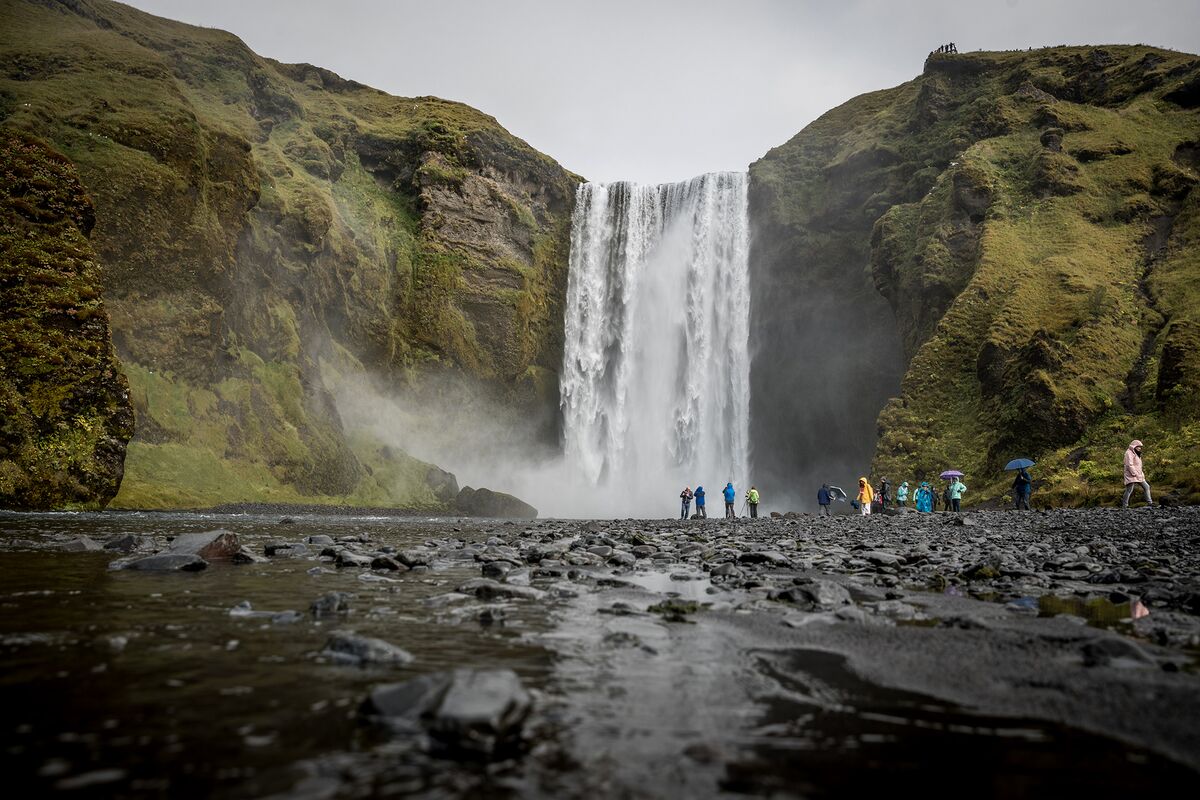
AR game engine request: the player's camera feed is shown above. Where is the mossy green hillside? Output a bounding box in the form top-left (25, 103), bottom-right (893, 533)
top-left (0, 132), bottom-right (133, 509)
top-left (752, 46), bottom-right (1200, 506)
top-left (0, 0), bottom-right (579, 508)
top-left (858, 47), bottom-right (1199, 505)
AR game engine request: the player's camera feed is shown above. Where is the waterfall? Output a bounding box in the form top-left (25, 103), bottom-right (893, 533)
top-left (560, 172), bottom-right (751, 515)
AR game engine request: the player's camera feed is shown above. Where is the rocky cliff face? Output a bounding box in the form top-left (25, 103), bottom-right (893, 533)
top-left (0, 132), bottom-right (134, 509)
top-left (751, 46), bottom-right (1200, 505)
top-left (0, 0), bottom-right (578, 508)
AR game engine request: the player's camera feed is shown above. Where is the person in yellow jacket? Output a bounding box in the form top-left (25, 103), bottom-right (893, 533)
top-left (746, 486), bottom-right (760, 518)
top-left (856, 477), bottom-right (874, 516)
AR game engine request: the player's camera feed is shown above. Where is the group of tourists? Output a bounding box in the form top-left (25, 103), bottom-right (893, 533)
top-left (832, 475), bottom-right (969, 517)
top-left (679, 483), bottom-right (761, 520)
top-left (675, 439), bottom-right (1154, 520)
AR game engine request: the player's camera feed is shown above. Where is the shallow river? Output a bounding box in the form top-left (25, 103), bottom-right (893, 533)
top-left (1, 511), bottom-right (1195, 798)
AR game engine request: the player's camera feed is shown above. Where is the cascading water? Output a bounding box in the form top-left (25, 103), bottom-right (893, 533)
top-left (560, 172), bottom-right (751, 516)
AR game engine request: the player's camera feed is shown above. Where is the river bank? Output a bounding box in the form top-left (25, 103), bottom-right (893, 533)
top-left (1, 507), bottom-right (1197, 797)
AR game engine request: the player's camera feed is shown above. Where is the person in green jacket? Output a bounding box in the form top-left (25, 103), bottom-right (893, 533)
top-left (948, 477), bottom-right (967, 512)
top-left (746, 486), bottom-right (760, 518)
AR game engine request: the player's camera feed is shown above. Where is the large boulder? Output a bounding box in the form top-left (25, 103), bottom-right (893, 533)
top-left (122, 553), bottom-right (208, 572)
top-left (363, 668), bottom-right (532, 756)
top-left (455, 487), bottom-right (538, 519)
top-left (166, 530), bottom-right (241, 560)
top-left (323, 631), bottom-right (414, 666)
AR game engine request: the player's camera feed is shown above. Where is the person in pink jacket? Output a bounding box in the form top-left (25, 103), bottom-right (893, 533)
top-left (1121, 439), bottom-right (1153, 508)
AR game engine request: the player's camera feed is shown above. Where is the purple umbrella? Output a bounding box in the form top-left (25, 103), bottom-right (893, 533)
top-left (940, 470), bottom-right (964, 479)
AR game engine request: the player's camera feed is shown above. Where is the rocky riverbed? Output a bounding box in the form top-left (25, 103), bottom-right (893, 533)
top-left (1, 507), bottom-right (1198, 798)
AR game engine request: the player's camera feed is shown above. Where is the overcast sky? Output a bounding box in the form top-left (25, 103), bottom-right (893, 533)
top-left (124, 0), bottom-right (1199, 184)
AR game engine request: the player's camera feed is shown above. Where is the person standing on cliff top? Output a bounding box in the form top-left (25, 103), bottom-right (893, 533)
top-left (1122, 440), bottom-right (1153, 508)
top-left (679, 486), bottom-right (693, 520)
top-left (723, 482), bottom-right (736, 519)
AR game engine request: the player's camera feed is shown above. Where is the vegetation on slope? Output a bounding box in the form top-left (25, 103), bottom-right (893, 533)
top-left (0, 132), bottom-right (133, 509)
top-left (0, 0), bottom-right (579, 508)
top-left (757, 45), bottom-right (1200, 507)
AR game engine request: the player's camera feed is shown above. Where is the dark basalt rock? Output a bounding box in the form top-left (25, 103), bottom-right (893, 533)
top-left (166, 530), bottom-right (241, 560)
top-left (62, 536), bottom-right (103, 552)
top-left (455, 486), bottom-right (538, 519)
top-left (323, 631), bottom-right (413, 666)
top-left (310, 591), bottom-right (353, 618)
top-left (123, 553), bottom-right (208, 572)
top-left (363, 668), bottom-right (532, 756)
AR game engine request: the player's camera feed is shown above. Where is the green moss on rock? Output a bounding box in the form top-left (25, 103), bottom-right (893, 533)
top-left (0, 132), bottom-right (133, 509)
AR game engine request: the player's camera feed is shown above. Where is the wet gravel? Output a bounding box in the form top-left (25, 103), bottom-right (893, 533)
top-left (1, 506), bottom-right (1198, 798)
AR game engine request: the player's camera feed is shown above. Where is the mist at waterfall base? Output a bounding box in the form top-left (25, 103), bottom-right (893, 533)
top-left (336, 174), bottom-right (752, 519)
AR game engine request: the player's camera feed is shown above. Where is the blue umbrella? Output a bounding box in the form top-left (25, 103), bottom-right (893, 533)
top-left (1004, 458), bottom-right (1035, 471)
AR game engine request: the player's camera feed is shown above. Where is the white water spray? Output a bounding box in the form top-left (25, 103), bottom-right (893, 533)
top-left (559, 172), bottom-right (751, 515)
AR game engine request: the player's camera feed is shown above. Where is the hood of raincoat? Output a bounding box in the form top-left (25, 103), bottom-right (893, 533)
top-left (1129, 439), bottom-right (1143, 451)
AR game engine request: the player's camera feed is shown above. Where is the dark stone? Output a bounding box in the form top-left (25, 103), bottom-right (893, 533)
top-left (307, 535), bottom-right (334, 546)
top-left (1039, 126), bottom-right (1064, 152)
top-left (738, 550), bottom-right (791, 566)
top-left (103, 534), bottom-right (144, 553)
top-left (710, 562), bottom-right (741, 578)
top-left (166, 530), bottom-right (241, 560)
top-left (323, 631), bottom-right (413, 666)
top-left (335, 550), bottom-right (372, 568)
top-left (608, 551), bottom-right (636, 567)
top-left (456, 578), bottom-right (545, 601)
top-left (370, 555), bottom-right (406, 571)
top-left (310, 591), bottom-right (353, 618)
top-left (398, 548), bottom-right (436, 568)
top-left (478, 607), bottom-right (506, 625)
top-left (631, 545), bottom-right (657, 558)
top-left (62, 536), bottom-right (103, 552)
top-left (455, 486), bottom-right (538, 519)
top-left (231, 547), bottom-right (267, 564)
top-left (787, 579), bottom-right (852, 608)
top-left (124, 553), bottom-right (208, 572)
top-left (363, 668), bottom-right (532, 756)
top-left (481, 560), bottom-right (512, 578)
top-left (1081, 636), bottom-right (1153, 668)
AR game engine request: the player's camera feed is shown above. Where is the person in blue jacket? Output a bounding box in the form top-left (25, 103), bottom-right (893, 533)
top-left (723, 482), bottom-right (736, 518)
top-left (915, 482), bottom-right (933, 513)
top-left (694, 486), bottom-right (706, 518)
top-left (817, 484), bottom-right (832, 516)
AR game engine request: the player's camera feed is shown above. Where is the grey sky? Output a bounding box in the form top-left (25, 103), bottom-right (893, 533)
top-left (124, 0), bottom-right (1199, 184)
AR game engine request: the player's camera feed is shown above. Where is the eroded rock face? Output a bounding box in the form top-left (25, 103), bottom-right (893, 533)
top-left (0, 2), bottom-right (578, 509)
top-left (752, 45), bottom-right (1200, 504)
top-left (0, 134), bottom-right (134, 511)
